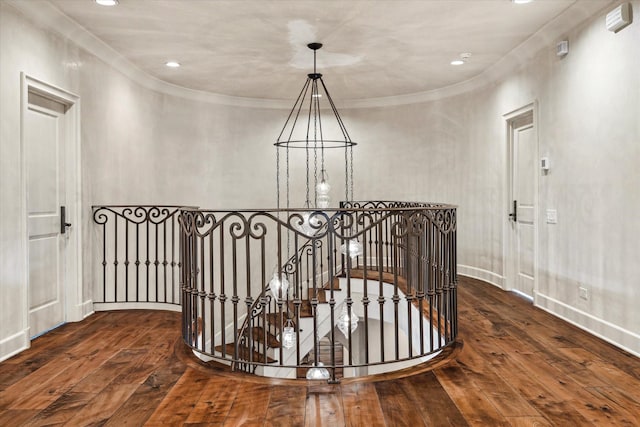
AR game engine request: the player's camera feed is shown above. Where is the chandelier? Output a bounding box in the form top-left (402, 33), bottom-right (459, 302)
top-left (275, 43), bottom-right (359, 380)
top-left (275, 43), bottom-right (357, 212)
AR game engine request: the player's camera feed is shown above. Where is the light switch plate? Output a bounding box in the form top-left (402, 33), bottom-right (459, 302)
top-left (546, 209), bottom-right (558, 224)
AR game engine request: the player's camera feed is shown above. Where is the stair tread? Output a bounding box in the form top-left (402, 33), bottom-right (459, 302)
top-left (214, 343), bottom-right (277, 364)
top-left (323, 276), bottom-right (342, 291)
top-left (244, 326), bottom-right (280, 348)
top-left (347, 268), bottom-right (449, 335)
top-left (287, 300), bottom-right (314, 317)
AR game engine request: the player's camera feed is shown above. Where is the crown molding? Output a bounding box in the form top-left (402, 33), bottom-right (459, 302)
top-left (7, 0), bottom-right (615, 110)
top-left (342, 0), bottom-right (616, 109)
top-left (5, 0), bottom-right (292, 109)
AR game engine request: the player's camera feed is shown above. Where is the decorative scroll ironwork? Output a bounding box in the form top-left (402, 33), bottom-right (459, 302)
top-left (92, 205), bottom-right (195, 305)
top-left (180, 201), bottom-right (457, 383)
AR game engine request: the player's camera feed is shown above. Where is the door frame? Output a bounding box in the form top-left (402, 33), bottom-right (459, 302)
top-left (503, 101), bottom-right (539, 303)
top-left (20, 73), bottom-right (84, 339)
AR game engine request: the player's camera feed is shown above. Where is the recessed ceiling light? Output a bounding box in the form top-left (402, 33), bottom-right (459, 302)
top-left (165, 61), bottom-right (181, 68)
top-left (512, 0), bottom-right (534, 4)
top-left (451, 52), bottom-right (472, 66)
top-left (95, 0), bottom-right (118, 6)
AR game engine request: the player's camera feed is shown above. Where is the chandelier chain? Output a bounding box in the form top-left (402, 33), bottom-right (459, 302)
top-left (345, 143), bottom-right (348, 202)
top-left (314, 144), bottom-right (318, 207)
top-left (313, 85), bottom-right (318, 208)
top-left (350, 145), bottom-right (354, 201)
top-left (286, 141), bottom-right (290, 257)
top-left (305, 140), bottom-right (310, 207)
top-left (276, 147), bottom-right (280, 210)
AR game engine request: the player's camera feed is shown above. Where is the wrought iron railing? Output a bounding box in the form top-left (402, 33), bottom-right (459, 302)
top-left (92, 205), bottom-right (195, 306)
top-left (180, 201), bottom-right (457, 382)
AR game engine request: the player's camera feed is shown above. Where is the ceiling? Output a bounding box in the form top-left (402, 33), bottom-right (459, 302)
top-left (46, 0), bottom-right (601, 101)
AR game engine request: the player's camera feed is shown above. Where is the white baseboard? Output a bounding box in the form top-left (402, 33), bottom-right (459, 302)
top-left (536, 292), bottom-right (640, 358)
top-left (67, 299), bottom-right (94, 322)
top-left (457, 264), bottom-right (505, 289)
top-left (82, 299), bottom-right (95, 319)
top-left (93, 302), bottom-right (182, 312)
top-left (0, 328), bottom-right (30, 362)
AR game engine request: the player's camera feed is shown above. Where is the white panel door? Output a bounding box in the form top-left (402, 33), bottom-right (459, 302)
top-left (514, 123), bottom-right (535, 296)
top-left (509, 111), bottom-right (536, 298)
top-left (26, 93), bottom-right (67, 337)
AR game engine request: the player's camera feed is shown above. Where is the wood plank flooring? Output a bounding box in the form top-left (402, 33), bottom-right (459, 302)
top-left (1, 276), bottom-right (639, 426)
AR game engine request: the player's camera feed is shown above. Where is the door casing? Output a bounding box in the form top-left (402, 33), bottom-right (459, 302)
top-left (20, 73), bottom-right (84, 342)
top-left (504, 101), bottom-right (539, 303)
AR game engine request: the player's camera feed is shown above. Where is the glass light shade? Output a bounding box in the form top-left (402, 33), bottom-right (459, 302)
top-left (316, 180), bottom-right (330, 195)
top-left (316, 180), bottom-right (331, 208)
top-left (337, 305), bottom-right (359, 338)
top-left (269, 272), bottom-right (289, 300)
top-left (306, 362), bottom-right (330, 380)
top-left (317, 194), bottom-right (330, 209)
top-left (340, 239), bottom-right (363, 259)
top-left (281, 324), bottom-right (296, 349)
top-left (296, 212), bottom-right (321, 235)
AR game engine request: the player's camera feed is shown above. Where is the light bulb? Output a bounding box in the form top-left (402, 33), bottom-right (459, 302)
top-left (281, 324), bottom-right (296, 349)
top-left (316, 180), bottom-right (330, 195)
top-left (306, 362), bottom-right (330, 380)
top-left (269, 272), bottom-right (289, 300)
top-left (296, 212), bottom-right (321, 235)
top-left (316, 180), bottom-right (330, 208)
top-left (337, 305), bottom-right (358, 338)
top-left (340, 239), bottom-right (363, 259)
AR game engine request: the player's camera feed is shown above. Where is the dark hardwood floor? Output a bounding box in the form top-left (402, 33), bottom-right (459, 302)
top-left (1, 276), bottom-right (639, 426)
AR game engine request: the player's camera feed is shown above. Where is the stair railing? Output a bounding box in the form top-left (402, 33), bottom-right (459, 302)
top-left (91, 205), bottom-right (197, 309)
top-left (179, 203), bottom-right (457, 382)
top-left (234, 229), bottom-right (324, 373)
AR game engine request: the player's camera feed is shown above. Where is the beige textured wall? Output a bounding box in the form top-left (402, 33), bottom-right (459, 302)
top-left (1, 1), bottom-right (638, 361)
top-left (0, 3), bottom-right (83, 359)
top-left (344, 1), bottom-right (640, 353)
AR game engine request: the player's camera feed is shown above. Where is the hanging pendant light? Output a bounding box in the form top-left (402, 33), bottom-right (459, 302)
top-left (340, 238), bottom-right (363, 259)
top-left (269, 271), bottom-right (290, 301)
top-left (280, 318), bottom-right (296, 349)
top-left (337, 305), bottom-right (359, 338)
top-left (306, 361), bottom-right (331, 380)
top-left (316, 169), bottom-right (331, 209)
top-left (295, 209), bottom-right (321, 236)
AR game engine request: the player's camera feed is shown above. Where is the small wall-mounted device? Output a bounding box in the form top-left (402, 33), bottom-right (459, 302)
top-left (541, 157), bottom-right (550, 171)
top-left (556, 40), bottom-right (569, 57)
top-left (606, 3), bottom-right (632, 33)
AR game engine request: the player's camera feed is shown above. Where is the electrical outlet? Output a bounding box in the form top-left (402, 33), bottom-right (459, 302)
top-left (546, 209), bottom-right (558, 224)
top-left (579, 286), bottom-right (589, 300)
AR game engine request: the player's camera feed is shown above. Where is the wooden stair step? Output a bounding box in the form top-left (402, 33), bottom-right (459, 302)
top-left (287, 300), bottom-right (314, 317)
top-left (317, 290), bottom-right (328, 303)
top-left (214, 343), bottom-right (277, 364)
top-left (323, 276), bottom-right (342, 291)
top-left (243, 326), bottom-right (280, 348)
top-left (341, 268), bottom-right (406, 287)
top-left (348, 268), bottom-right (448, 335)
